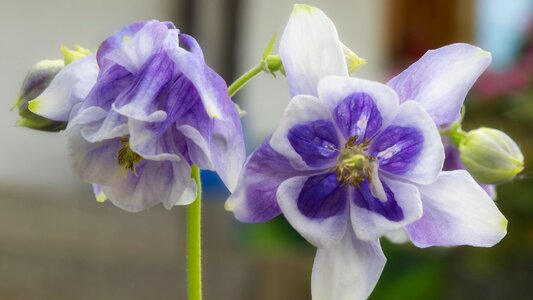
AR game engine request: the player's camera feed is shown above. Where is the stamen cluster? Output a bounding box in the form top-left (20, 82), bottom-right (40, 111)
top-left (335, 136), bottom-right (376, 187)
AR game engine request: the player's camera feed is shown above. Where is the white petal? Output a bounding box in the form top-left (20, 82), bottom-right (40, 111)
top-left (312, 231), bottom-right (386, 300)
top-left (279, 4), bottom-right (348, 97)
top-left (28, 54), bottom-right (98, 121)
top-left (407, 170), bottom-right (508, 248)
top-left (382, 101), bottom-right (444, 185)
top-left (387, 43), bottom-right (492, 128)
top-left (270, 95), bottom-right (337, 170)
top-left (351, 177), bottom-right (423, 241)
top-left (317, 76), bottom-right (400, 126)
top-left (384, 229), bottom-right (410, 244)
top-left (277, 175), bottom-right (348, 248)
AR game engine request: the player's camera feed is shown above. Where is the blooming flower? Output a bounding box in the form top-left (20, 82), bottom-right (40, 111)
top-left (28, 20), bottom-right (244, 211)
top-left (227, 5), bottom-right (507, 299)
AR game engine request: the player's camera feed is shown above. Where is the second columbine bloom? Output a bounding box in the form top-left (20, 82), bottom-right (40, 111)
top-left (29, 20), bottom-right (244, 211)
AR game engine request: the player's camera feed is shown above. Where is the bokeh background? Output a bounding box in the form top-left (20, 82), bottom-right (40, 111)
top-left (1, 0), bottom-right (532, 299)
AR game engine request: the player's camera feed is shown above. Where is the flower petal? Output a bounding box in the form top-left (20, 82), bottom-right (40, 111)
top-left (226, 140), bottom-right (299, 223)
top-left (406, 170), bottom-right (507, 248)
top-left (371, 101), bottom-right (444, 185)
top-left (387, 43), bottom-right (492, 128)
top-left (277, 174), bottom-right (348, 248)
top-left (318, 76), bottom-right (399, 128)
top-left (92, 184), bottom-right (107, 203)
top-left (69, 133), bottom-right (195, 212)
top-left (332, 92), bottom-right (383, 141)
top-left (351, 176), bottom-right (422, 241)
top-left (270, 95), bottom-right (338, 170)
top-left (279, 4), bottom-right (348, 97)
top-left (28, 54), bottom-right (98, 121)
top-left (102, 20), bottom-right (171, 73)
top-left (312, 231), bottom-right (386, 300)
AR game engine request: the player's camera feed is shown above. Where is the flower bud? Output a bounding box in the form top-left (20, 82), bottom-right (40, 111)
top-left (459, 127), bottom-right (524, 184)
top-left (12, 59), bottom-right (67, 131)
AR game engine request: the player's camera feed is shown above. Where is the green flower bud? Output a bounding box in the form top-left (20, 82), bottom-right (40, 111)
top-left (12, 59), bottom-right (67, 132)
top-left (459, 127), bottom-right (524, 184)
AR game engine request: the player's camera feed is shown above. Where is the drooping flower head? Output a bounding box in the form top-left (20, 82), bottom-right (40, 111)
top-left (227, 5), bottom-right (507, 299)
top-left (27, 20), bottom-right (244, 211)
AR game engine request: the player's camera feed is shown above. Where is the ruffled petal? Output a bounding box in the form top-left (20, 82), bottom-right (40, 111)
top-left (102, 20), bottom-right (172, 73)
top-left (226, 140), bottom-right (300, 223)
top-left (312, 231), bottom-right (386, 300)
top-left (370, 101), bottom-right (444, 185)
top-left (276, 174), bottom-right (349, 248)
top-left (406, 170), bottom-right (507, 248)
top-left (318, 76), bottom-right (399, 128)
top-left (270, 95), bottom-right (339, 170)
top-left (351, 176), bottom-right (422, 241)
top-left (69, 133), bottom-right (195, 212)
top-left (387, 43), bottom-right (492, 128)
top-left (279, 4), bottom-right (348, 97)
top-left (28, 54), bottom-right (98, 121)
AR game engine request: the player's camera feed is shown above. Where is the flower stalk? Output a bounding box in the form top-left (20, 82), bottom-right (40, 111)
top-left (187, 165), bottom-right (202, 300)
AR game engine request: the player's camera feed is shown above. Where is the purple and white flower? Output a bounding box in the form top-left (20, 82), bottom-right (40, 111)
top-left (227, 5), bottom-right (507, 299)
top-left (29, 20), bottom-right (244, 212)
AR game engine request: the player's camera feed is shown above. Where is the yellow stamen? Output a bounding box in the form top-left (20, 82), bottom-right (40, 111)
top-left (117, 136), bottom-right (143, 176)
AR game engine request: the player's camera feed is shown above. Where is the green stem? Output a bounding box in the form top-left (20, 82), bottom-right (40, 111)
top-left (228, 62), bottom-right (265, 98)
top-left (187, 165), bottom-right (202, 300)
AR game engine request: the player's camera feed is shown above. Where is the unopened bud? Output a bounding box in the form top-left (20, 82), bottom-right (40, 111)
top-left (459, 128), bottom-right (524, 184)
top-left (12, 60), bottom-right (67, 131)
top-left (61, 44), bottom-right (92, 65)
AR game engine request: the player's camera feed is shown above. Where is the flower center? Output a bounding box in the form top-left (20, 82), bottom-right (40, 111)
top-left (118, 136), bottom-right (143, 176)
top-left (335, 136), bottom-right (376, 187)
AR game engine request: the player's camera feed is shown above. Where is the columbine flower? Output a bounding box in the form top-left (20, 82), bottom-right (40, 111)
top-left (227, 5), bottom-right (507, 299)
top-left (27, 20), bottom-right (244, 211)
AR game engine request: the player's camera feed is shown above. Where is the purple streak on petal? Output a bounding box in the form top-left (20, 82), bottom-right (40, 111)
top-left (333, 92), bottom-right (383, 141)
top-left (353, 179), bottom-right (404, 221)
top-left (297, 172), bottom-right (347, 219)
top-left (230, 139), bottom-right (302, 223)
top-left (370, 125), bottom-right (423, 175)
top-left (287, 120), bottom-right (339, 169)
top-left (113, 51), bottom-right (174, 122)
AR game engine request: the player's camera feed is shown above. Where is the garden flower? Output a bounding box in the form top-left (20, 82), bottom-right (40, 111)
top-left (28, 20), bottom-right (244, 211)
top-left (227, 4), bottom-right (507, 299)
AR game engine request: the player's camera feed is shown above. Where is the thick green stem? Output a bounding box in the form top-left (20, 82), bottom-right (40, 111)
top-left (228, 62), bottom-right (265, 98)
top-left (187, 165), bottom-right (202, 300)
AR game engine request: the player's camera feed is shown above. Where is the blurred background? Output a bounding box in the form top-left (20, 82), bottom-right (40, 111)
top-left (1, 0), bottom-right (532, 299)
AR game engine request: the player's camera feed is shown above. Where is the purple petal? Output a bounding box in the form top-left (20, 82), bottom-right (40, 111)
top-left (333, 92), bottom-right (383, 141)
top-left (406, 171), bottom-right (507, 248)
top-left (297, 172), bottom-right (347, 219)
top-left (287, 120), bottom-right (340, 169)
top-left (312, 231), bottom-right (386, 300)
top-left (317, 76), bottom-right (399, 128)
top-left (351, 176), bottom-right (423, 241)
top-left (370, 125), bottom-right (423, 175)
top-left (277, 174), bottom-right (349, 248)
top-left (69, 133), bottom-right (195, 212)
top-left (226, 140), bottom-right (298, 223)
top-left (371, 101), bottom-right (444, 185)
top-left (97, 21), bottom-right (147, 70)
top-left (387, 43), bottom-right (492, 128)
top-left (113, 51), bottom-right (175, 122)
top-left (101, 20), bottom-right (172, 73)
top-left (270, 95), bottom-right (338, 170)
top-left (352, 178), bottom-right (404, 222)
